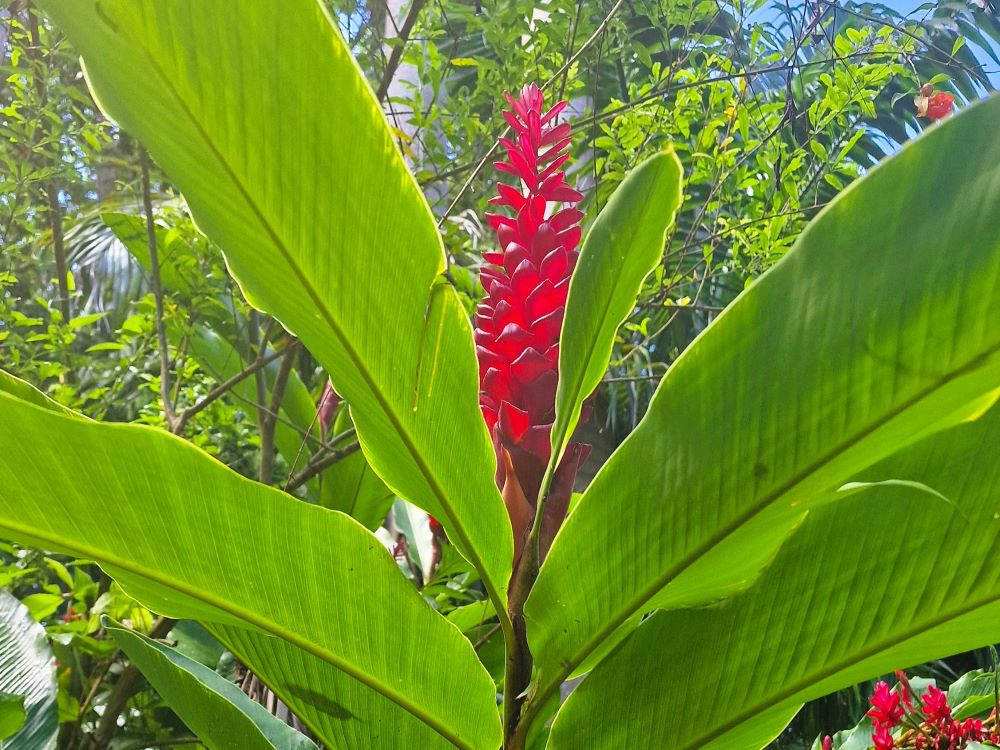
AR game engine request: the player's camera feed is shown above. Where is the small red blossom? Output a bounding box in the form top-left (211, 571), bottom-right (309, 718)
top-left (821, 735), bottom-right (833, 750)
top-left (318, 380), bottom-right (340, 438)
top-left (959, 717), bottom-right (983, 741)
top-left (868, 681), bottom-right (905, 728)
top-left (914, 84), bottom-right (955, 121)
top-left (920, 685), bottom-right (951, 727)
top-left (872, 723), bottom-right (895, 750)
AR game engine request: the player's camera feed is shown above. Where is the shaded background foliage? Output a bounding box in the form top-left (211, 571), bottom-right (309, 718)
top-left (1, 0), bottom-right (998, 747)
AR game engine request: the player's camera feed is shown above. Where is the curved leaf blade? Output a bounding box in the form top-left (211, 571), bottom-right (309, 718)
top-left (0, 382), bottom-right (501, 749)
top-left (551, 150), bottom-right (683, 464)
top-left (39, 0), bottom-right (511, 611)
top-left (105, 620), bottom-right (318, 750)
top-left (0, 591), bottom-right (56, 750)
top-left (547, 400), bottom-right (1000, 749)
top-left (526, 94), bottom-right (1000, 712)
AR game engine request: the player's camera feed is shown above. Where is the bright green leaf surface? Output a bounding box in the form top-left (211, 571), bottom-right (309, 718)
top-left (547, 400), bottom-right (1000, 749)
top-left (105, 621), bottom-right (317, 750)
top-left (526, 94), bottom-right (1000, 715)
top-left (0, 591), bottom-right (56, 750)
top-left (0, 694), bottom-right (25, 742)
top-left (0, 384), bottom-right (501, 749)
top-left (552, 150), bottom-right (682, 467)
top-left (40, 0), bottom-right (511, 612)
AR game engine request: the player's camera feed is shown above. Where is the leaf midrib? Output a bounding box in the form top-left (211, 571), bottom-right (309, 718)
top-left (117, 13), bottom-right (510, 629)
top-left (0, 517), bottom-right (474, 750)
top-left (533, 338), bottom-right (1000, 711)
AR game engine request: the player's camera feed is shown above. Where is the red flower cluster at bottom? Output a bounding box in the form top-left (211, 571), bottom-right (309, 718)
top-left (856, 676), bottom-right (1000, 750)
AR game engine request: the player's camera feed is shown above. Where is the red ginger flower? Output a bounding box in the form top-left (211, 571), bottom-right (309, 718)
top-left (475, 83), bottom-right (590, 561)
top-left (920, 685), bottom-right (952, 727)
top-left (872, 723), bottom-right (895, 750)
top-left (868, 681), bottom-right (905, 728)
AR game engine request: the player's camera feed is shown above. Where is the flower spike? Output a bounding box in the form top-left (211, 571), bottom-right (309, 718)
top-left (475, 83), bottom-right (590, 563)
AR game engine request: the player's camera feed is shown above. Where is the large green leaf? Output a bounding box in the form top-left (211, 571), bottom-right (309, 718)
top-left (550, 150), bottom-right (682, 469)
top-left (0, 591), bottom-right (56, 750)
top-left (547, 399), bottom-right (1000, 748)
top-left (524, 94), bottom-right (1000, 719)
top-left (40, 0), bottom-right (512, 613)
top-left (0, 382), bottom-right (501, 749)
top-left (105, 621), bottom-right (317, 750)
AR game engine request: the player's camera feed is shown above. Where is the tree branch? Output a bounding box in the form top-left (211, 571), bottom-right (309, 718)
top-left (284, 438), bottom-right (359, 493)
top-left (25, 3), bottom-right (70, 323)
top-left (173, 348), bottom-right (285, 434)
top-left (375, 0), bottom-right (428, 102)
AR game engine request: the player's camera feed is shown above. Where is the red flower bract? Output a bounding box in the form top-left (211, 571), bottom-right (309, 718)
top-left (475, 83), bottom-right (590, 562)
top-left (920, 685), bottom-right (952, 727)
top-left (872, 723), bottom-right (895, 750)
top-left (868, 681), bottom-right (905, 728)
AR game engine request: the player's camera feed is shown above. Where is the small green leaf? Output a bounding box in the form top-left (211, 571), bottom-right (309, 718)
top-left (67, 312), bottom-right (107, 330)
top-left (450, 57), bottom-right (479, 67)
top-left (0, 694), bottom-right (26, 742)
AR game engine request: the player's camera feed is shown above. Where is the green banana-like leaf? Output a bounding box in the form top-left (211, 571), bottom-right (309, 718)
top-left (0, 380), bottom-right (501, 749)
top-left (525, 94), bottom-right (1000, 718)
top-left (0, 591), bottom-right (56, 750)
top-left (547, 400), bottom-right (1000, 749)
top-left (40, 0), bottom-right (512, 612)
top-left (105, 621), bottom-right (317, 750)
top-left (550, 150), bottom-right (682, 469)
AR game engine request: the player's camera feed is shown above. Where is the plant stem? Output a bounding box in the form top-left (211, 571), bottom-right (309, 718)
top-left (503, 539), bottom-right (539, 749)
top-left (139, 148), bottom-right (175, 430)
top-left (259, 339), bottom-right (298, 484)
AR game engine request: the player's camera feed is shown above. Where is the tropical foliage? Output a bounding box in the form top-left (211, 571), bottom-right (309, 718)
top-left (1, 1), bottom-right (1000, 749)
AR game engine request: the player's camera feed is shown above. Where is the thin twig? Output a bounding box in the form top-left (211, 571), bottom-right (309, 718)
top-left (173, 345), bottom-right (285, 434)
top-left (440, 0), bottom-right (628, 229)
top-left (284, 440), bottom-right (361, 492)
